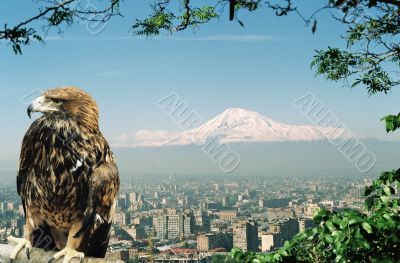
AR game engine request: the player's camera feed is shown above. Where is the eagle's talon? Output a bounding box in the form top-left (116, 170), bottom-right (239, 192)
top-left (52, 247), bottom-right (84, 263)
top-left (7, 236), bottom-right (32, 261)
top-left (25, 245), bottom-right (31, 260)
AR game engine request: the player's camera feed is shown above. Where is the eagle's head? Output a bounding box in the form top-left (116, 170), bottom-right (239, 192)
top-left (27, 86), bottom-right (99, 132)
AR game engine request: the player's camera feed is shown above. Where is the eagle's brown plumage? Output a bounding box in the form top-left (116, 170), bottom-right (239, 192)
top-left (15, 87), bottom-right (119, 261)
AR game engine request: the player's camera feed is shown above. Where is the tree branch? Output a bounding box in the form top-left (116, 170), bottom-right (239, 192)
top-left (377, 0), bottom-right (400, 7)
top-left (12, 0), bottom-right (76, 30)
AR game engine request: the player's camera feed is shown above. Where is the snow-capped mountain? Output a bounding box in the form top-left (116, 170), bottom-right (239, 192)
top-left (133, 108), bottom-right (351, 147)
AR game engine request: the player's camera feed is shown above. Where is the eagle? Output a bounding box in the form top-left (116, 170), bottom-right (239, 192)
top-left (7, 87), bottom-right (120, 263)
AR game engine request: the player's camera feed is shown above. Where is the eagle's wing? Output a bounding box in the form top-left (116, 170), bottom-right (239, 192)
top-left (17, 123), bottom-right (58, 250)
top-left (74, 151), bottom-right (119, 258)
top-left (17, 129), bottom-right (34, 216)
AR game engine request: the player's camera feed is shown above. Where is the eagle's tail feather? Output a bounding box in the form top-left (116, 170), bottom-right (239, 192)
top-left (32, 225), bottom-right (57, 251)
top-left (85, 222), bottom-right (112, 258)
top-left (73, 211), bottom-right (95, 238)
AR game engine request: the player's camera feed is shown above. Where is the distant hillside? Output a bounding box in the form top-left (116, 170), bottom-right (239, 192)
top-left (1, 139), bottom-right (399, 180)
top-left (114, 139), bottom-right (400, 176)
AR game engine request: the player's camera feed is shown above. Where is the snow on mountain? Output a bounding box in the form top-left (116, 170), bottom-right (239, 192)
top-left (133, 108), bottom-right (351, 147)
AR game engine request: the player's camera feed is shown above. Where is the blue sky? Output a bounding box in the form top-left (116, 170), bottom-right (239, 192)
top-left (0, 0), bottom-right (399, 161)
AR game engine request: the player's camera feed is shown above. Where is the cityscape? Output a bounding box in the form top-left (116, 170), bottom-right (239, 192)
top-left (0, 173), bottom-right (370, 262)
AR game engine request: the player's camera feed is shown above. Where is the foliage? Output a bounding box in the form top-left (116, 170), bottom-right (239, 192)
top-left (381, 113), bottom-right (400, 133)
top-left (0, 0), bottom-right (121, 54)
top-left (3, 0), bottom-right (400, 100)
top-left (310, 0), bottom-right (400, 95)
top-left (212, 254), bottom-right (235, 263)
top-left (132, 1), bottom-right (219, 36)
top-left (230, 169), bottom-right (400, 262)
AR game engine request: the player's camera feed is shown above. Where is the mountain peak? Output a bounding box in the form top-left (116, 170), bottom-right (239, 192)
top-left (200, 107), bottom-right (279, 132)
top-left (222, 107), bottom-right (257, 115)
top-left (132, 108), bottom-right (350, 147)
top-left (220, 107), bottom-right (267, 120)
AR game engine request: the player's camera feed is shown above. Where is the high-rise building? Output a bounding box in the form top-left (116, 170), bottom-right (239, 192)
top-left (129, 192), bottom-right (138, 204)
top-left (233, 219), bottom-right (258, 252)
top-left (197, 233), bottom-right (233, 251)
top-left (195, 210), bottom-right (211, 233)
top-left (259, 198), bottom-right (266, 208)
top-left (154, 213), bottom-right (194, 240)
top-left (197, 234), bottom-right (218, 251)
top-left (183, 214), bottom-right (194, 236)
top-left (222, 196), bottom-right (229, 207)
top-left (154, 215), bottom-right (168, 240)
top-left (266, 198), bottom-right (290, 208)
top-left (280, 219), bottom-right (299, 244)
top-left (205, 201), bottom-right (222, 210)
top-left (267, 219), bottom-right (300, 248)
top-left (167, 215), bottom-right (184, 240)
top-left (219, 210), bottom-right (237, 220)
top-left (248, 191), bottom-right (258, 200)
top-left (114, 212), bottom-right (127, 226)
top-left (125, 225), bottom-right (146, 240)
top-left (298, 218), bottom-right (315, 232)
top-left (117, 196), bottom-right (127, 210)
top-left (123, 193), bottom-right (130, 207)
top-left (261, 234), bottom-right (275, 252)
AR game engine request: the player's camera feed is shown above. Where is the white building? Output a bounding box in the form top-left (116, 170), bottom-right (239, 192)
top-left (261, 234), bottom-right (274, 252)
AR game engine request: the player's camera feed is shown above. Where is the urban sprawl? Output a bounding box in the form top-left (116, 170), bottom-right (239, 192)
top-left (0, 174), bottom-right (370, 262)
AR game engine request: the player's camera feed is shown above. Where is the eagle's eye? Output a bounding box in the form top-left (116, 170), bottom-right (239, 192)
top-left (52, 98), bottom-right (64, 104)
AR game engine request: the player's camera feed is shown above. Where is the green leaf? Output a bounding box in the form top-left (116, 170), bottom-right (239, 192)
top-left (362, 222), bottom-right (372, 234)
top-left (340, 217), bottom-right (349, 229)
top-left (383, 186), bottom-right (391, 196)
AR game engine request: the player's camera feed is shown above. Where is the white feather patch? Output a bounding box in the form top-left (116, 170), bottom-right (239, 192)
top-left (70, 159), bottom-right (83, 172)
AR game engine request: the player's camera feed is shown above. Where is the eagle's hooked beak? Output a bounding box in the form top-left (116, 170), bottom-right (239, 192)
top-left (27, 95), bottom-right (57, 119)
top-left (27, 105), bottom-right (33, 119)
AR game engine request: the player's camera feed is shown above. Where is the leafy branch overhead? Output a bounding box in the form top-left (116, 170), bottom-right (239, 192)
top-left (0, 0), bottom-right (121, 54)
top-left (2, 0), bottom-right (400, 97)
top-left (381, 113), bottom-right (400, 133)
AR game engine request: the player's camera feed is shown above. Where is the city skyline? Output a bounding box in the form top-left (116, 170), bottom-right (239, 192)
top-left (0, 172), bottom-right (369, 262)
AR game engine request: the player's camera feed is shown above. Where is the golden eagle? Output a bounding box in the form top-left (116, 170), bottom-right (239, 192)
top-left (8, 87), bottom-right (120, 263)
